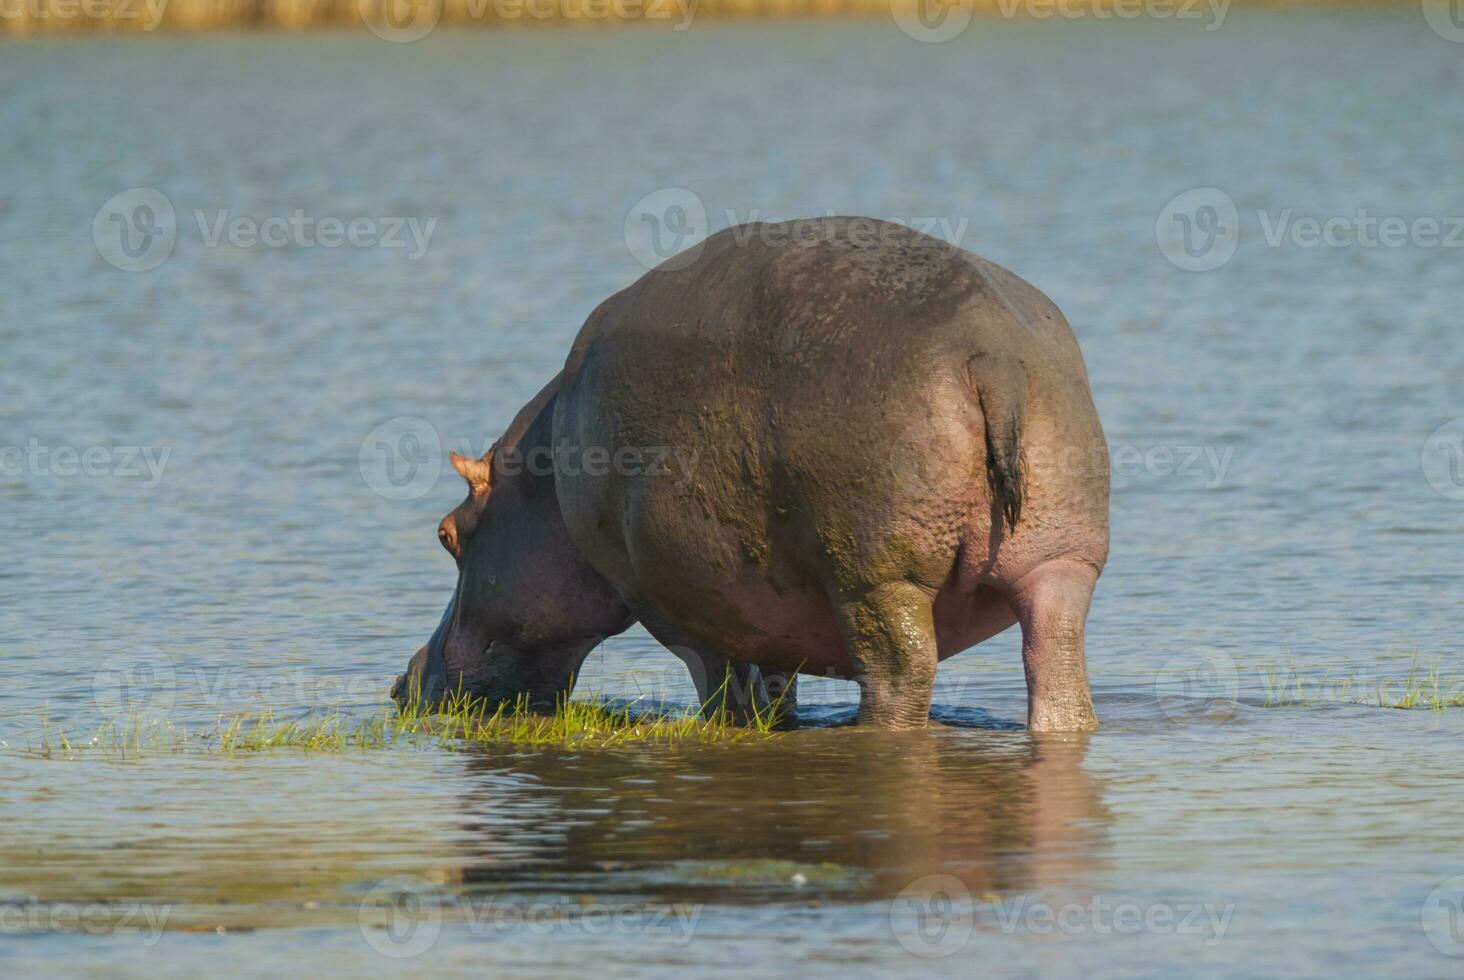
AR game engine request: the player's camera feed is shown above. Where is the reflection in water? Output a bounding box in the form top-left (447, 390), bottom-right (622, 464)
top-left (448, 729), bottom-right (1110, 903)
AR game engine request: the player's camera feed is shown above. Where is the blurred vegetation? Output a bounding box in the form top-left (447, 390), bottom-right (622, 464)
top-left (0, 0), bottom-right (1371, 37)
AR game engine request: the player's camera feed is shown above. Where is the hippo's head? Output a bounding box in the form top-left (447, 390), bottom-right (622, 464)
top-left (391, 445), bottom-right (630, 712)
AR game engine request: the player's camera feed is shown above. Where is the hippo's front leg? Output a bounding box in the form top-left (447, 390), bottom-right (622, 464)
top-left (1007, 559), bottom-right (1100, 733)
top-left (667, 644), bottom-right (776, 726)
top-left (757, 668), bottom-right (798, 727)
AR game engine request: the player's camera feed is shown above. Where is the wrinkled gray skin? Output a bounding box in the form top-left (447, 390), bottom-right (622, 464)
top-left (393, 217), bottom-right (1109, 731)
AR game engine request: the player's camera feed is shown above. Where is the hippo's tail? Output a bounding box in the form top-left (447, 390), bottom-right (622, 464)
top-left (966, 353), bottom-right (1026, 532)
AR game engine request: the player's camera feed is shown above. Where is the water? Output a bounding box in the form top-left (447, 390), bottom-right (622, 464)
top-left (4, 12), bottom-right (1464, 975)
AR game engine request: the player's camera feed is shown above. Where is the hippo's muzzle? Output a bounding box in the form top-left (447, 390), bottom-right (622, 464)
top-left (391, 638), bottom-right (585, 714)
top-left (391, 643), bottom-right (448, 708)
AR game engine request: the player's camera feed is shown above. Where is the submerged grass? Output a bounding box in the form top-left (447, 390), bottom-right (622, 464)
top-left (32, 676), bottom-right (787, 760)
top-left (1373, 659), bottom-right (1464, 711)
top-left (390, 679), bottom-right (788, 748)
top-left (1261, 656), bottom-right (1464, 712)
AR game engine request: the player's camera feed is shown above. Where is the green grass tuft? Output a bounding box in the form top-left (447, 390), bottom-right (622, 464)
top-left (30, 674), bottom-right (787, 759)
top-left (1261, 655), bottom-right (1464, 712)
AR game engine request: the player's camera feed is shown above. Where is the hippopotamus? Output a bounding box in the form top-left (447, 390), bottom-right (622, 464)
top-left (392, 216), bottom-right (1109, 731)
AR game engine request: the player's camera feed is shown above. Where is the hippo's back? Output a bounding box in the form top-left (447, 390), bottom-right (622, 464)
top-left (566, 216), bottom-right (1083, 403)
top-left (553, 217), bottom-right (1106, 656)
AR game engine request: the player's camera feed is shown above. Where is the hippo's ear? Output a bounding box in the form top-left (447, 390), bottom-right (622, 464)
top-left (449, 450), bottom-right (494, 494)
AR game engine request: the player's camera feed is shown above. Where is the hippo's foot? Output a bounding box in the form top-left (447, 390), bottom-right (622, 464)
top-left (702, 658), bottom-right (769, 726)
top-left (1008, 559), bottom-right (1100, 733)
top-left (757, 669), bottom-right (799, 730)
top-left (664, 643), bottom-right (794, 728)
top-left (836, 581), bottom-right (939, 730)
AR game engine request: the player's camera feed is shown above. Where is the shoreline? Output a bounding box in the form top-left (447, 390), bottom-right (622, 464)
top-left (0, 0), bottom-right (1399, 38)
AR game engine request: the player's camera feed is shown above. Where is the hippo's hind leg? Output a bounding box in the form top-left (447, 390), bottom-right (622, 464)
top-left (1006, 559), bottom-right (1099, 733)
top-left (834, 581), bottom-right (939, 729)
